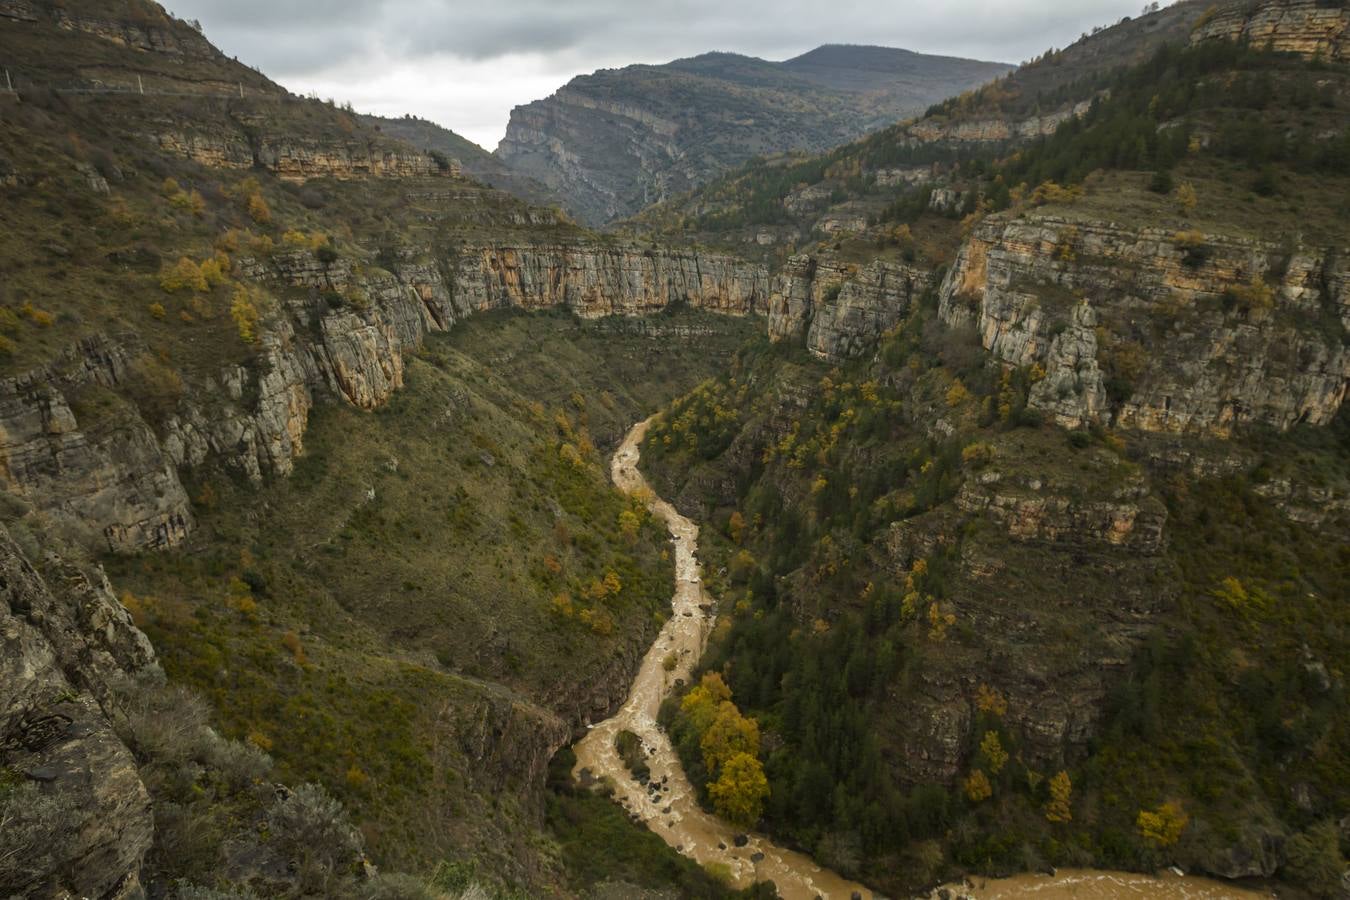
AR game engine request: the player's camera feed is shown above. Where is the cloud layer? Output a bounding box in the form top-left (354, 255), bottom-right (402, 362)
top-left (165, 0), bottom-right (1146, 149)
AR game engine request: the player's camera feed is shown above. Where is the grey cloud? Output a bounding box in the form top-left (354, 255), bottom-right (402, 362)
top-left (170, 0), bottom-right (1143, 68)
top-left (162, 0), bottom-right (1145, 144)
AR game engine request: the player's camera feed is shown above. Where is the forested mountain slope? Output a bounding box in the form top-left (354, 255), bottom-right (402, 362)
top-left (631, 1), bottom-right (1350, 896)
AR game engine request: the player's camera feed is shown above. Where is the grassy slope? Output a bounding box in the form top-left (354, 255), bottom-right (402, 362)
top-left (0, 2), bottom-right (585, 378)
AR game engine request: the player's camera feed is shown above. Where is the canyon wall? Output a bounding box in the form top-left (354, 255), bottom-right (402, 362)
top-left (493, 49), bottom-right (1011, 225)
top-left (0, 245), bottom-right (767, 554)
top-left (939, 214), bottom-right (1348, 436)
top-left (151, 126), bottom-right (442, 181)
top-left (901, 98), bottom-right (1096, 147)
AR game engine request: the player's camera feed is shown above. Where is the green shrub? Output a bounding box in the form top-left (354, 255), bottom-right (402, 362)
top-left (1283, 822), bottom-right (1347, 898)
top-left (264, 783), bottom-right (364, 892)
top-left (0, 779), bottom-right (64, 891)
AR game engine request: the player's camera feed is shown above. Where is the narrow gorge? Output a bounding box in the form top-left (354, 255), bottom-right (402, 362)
top-left (1, 0), bottom-right (1347, 898)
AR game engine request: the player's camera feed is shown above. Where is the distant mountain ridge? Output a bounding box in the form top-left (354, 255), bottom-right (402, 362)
top-left (494, 43), bottom-right (1012, 225)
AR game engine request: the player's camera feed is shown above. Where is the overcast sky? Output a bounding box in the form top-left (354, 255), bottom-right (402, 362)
top-left (162, 0), bottom-right (1149, 151)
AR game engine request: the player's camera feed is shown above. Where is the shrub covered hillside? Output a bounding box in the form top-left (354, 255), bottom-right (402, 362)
top-left (2, 0), bottom-right (1347, 897)
top-left (104, 308), bottom-right (759, 890)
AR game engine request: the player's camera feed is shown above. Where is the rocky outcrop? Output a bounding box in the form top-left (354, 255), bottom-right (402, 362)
top-left (0, 0), bottom-right (38, 23)
top-left (256, 138), bottom-right (439, 181)
top-left (768, 254), bottom-right (935, 361)
top-left (903, 98), bottom-right (1096, 146)
top-left (0, 527), bottom-right (157, 899)
top-left (0, 336), bottom-right (194, 553)
top-left (955, 454), bottom-right (1167, 553)
top-left (876, 444), bottom-right (1173, 782)
top-left (1192, 0), bottom-right (1348, 60)
top-left (53, 8), bottom-right (203, 56)
top-left (940, 214), bottom-right (1349, 435)
top-left (152, 130), bottom-right (253, 170)
top-left (151, 127), bottom-right (442, 181)
top-left (452, 690), bottom-right (570, 802)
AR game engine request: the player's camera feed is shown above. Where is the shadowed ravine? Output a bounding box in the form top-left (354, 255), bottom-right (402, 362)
top-left (572, 417), bottom-right (874, 899)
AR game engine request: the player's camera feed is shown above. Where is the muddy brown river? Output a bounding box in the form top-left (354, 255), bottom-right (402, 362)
top-left (573, 418), bottom-right (1271, 900)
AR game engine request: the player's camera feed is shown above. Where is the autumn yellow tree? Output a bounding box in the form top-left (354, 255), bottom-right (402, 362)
top-left (199, 252), bottom-right (231, 288)
top-left (976, 684), bottom-right (1008, 717)
top-left (1137, 801), bottom-right (1188, 847)
top-left (964, 769), bottom-right (992, 802)
top-left (1176, 181), bottom-right (1198, 214)
top-left (160, 257), bottom-right (207, 293)
top-left (979, 731), bottom-right (1009, 775)
top-left (700, 702), bottom-right (760, 775)
top-left (727, 511), bottom-right (746, 544)
top-left (230, 287), bottom-right (260, 343)
top-left (708, 751), bottom-right (768, 828)
top-left (618, 509), bottom-right (641, 542)
top-left (927, 601), bottom-right (956, 641)
top-left (247, 191), bottom-right (272, 225)
top-left (680, 672), bottom-right (732, 733)
top-left (1045, 771), bottom-right (1073, 823)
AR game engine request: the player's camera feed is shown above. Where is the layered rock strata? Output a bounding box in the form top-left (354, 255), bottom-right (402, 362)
top-left (939, 214), bottom-right (1349, 435)
top-left (1191, 0), bottom-right (1348, 60)
top-left (767, 255), bottom-right (936, 361)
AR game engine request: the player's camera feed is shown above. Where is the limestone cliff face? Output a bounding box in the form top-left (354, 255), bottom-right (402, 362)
top-left (939, 214), bottom-right (1349, 435)
top-left (955, 465), bottom-right (1167, 554)
top-left (450, 244), bottom-right (769, 318)
top-left (151, 127), bottom-right (442, 181)
top-left (152, 129), bottom-right (254, 170)
top-left (1192, 0), bottom-right (1348, 60)
top-left (767, 254), bottom-right (936, 362)
top-left (495, 92), bottom-right (691, 226)
top-left (902, 98), bottom-right (1096, 146)
top-left (0, 245), bottom-right (766, 554)
top-left (494, 48), bottom-right (1012, 225)
top-left (53, 9), bottom-right (188, 54)
top-left (0, 527), bottom-right (158, 899)
top-left (256, 138), bottom-right (439, 181)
